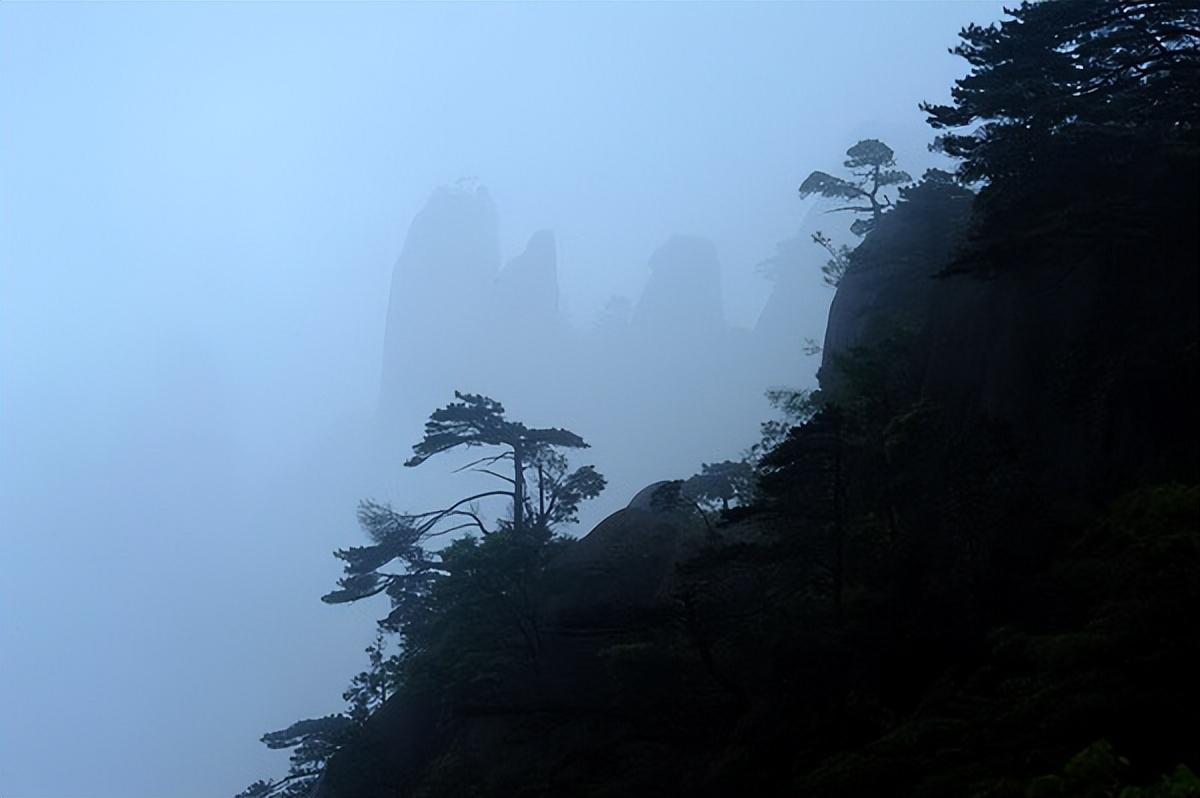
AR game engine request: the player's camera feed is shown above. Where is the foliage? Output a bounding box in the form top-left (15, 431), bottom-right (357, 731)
top-left (235, 715), bottom-right (355, 798)
top-left (753, 387), bottom-right (822, 457)
top-left (343, 633), bottom-right (402, 724)
top-left (826, 167), bottom-right (975, 284)
top-left (402, 391), bottom-right (601, 535)
top-left (322, 392), bottom-right (604, 619)
top-left (320, 393), bottom-right (601, 687)
top-left (795, 137), bottom-right (912, 289)
top-left (681, 460), bottom-right (758, 513)
top-left (811, 231), bottom-right (853, 288)
top-left (405, 393), bottom-right (586, 469)
top-left (234, 633), bottom-right (406, 798)
top-left (236, 5), bottom-right (1200, 794)
top-left (762, 137), bottom-right (914, 288)
top-left (1122, 766), bottom-right (1200, 798)
top-left (238, 394), bottom-right (602, 797)
top-left (922, 1), bottom-right (1200, 272)
top-left (799, 138), bottom-right (912, 237)
top-left (1023, 740), bottom-right (1200, 798)
top-left (726, 347), bottom-right (1198, 795)
top-left (407, 521), bottom-right (575, 683)
top-left (923, 1), bottom-right (1200, 186)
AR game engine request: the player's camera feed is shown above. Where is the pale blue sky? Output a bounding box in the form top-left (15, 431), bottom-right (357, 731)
top-left (1, 3), bottom-right (1004, 796)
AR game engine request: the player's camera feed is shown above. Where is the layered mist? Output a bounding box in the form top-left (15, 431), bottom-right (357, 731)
top-left (0, 3), bottom-right (1005, 796)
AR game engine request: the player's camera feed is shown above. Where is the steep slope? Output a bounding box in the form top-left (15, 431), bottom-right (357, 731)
top-left (822, 160), bottom-right (1200, 506)
top-left (315, 492), bottom-right (725, 798)
top-left (319, 151), bottom-right (1199, 798)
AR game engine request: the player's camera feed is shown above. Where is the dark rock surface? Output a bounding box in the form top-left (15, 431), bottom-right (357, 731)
top-left (820, 173), bottom-right (1199, 506)
top-left (320, 168), bottom-right (1198, 796)
top-left (314, 487), bottom-right (727, 798)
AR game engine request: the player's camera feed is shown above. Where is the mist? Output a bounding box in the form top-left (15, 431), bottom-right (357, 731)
top-left (0, 3), bottom-right (1009, 796)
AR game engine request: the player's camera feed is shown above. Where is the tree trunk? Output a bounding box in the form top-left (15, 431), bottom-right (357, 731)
top-left (512, 445), bottom-right (525, 532)
top-left (831, 415), bottom-right (846, 629)
top-left (538, 465), bottom-right (546, 527)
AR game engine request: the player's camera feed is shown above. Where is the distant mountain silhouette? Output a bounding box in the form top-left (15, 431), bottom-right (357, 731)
top-left (377, 183), bottom-right (810, 524)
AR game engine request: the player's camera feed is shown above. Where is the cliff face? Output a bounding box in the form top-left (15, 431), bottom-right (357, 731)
top-left (376, 189), bottom-right (784, 523)
top-left (379, 184), bottom-right (504, 437)
top-left (820, 169), bottom-right (1200, 505)
top-left (333, 165), bottom-right (1199, 798)
top-left (316, 493), bottom-right (725, 798)
top-left (633, 235), bottom-right (724, 344)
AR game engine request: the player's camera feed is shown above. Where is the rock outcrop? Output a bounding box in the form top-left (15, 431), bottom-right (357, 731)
top-left (315, 485), bottom-right (723, 798)
top-left (820, 171), bottom-right (1200, 504)
top-left (379, 183), bottom-right (504, 437)
top-left (633, 235), bottom-right (724, 344)
top-left (323, 161), bottom-right (1200, 798)
top-left (377, 192), bottom-right (786, 525)
top-left (496, 229), bottom-right (559, 324)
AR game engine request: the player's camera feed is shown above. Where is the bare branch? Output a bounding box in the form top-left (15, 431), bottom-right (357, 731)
top-left (406, 491), bottom-right (513, 521)
top-left (244, 771), bottom-right (319, 798)
top-left (431, 509), bottom-right (491, 537)
top-left (410, 491), bottom-right (513, 537)
top-left (472, 468), bottom-right (516, 485)
top-left (452, 452), bottom-right (514, 473)
top-left (428, 522), bottom-right (483, 538)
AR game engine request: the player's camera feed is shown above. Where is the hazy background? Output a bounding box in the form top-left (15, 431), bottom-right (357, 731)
top-left (1, 3), bottom-right (1003, 796)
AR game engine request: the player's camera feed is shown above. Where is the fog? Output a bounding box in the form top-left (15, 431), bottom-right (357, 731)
top-left (0, 3), bottom-right (1003, 795)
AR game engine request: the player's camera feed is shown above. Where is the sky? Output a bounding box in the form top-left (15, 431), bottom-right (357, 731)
top-left (0, 3), bottom-right (1005, 796)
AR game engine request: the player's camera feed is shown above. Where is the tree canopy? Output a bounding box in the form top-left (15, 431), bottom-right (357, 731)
top-left (320, 394), bottom-right (603, 722)
top-left (238, 394), bottom-right (603, 797)
top-left (919, 1), bottom-right (1199, 272)
top-left (232, 5), bottom-right (1200, 795)
top-left (321, 392), bottom-right (603, 626)
top-left (404, 391), bottom-right (600, 534)
top-left (234, 715), bottom-right (355, 798)
top-left (923, 1), bottom-right (1200, 186)
top-left (799, 139), bottom-right (912, 236)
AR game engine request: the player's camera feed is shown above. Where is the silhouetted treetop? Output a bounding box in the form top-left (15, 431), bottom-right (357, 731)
top-left (405, 391), bottom-right (588, 468)
top-left (682, 460), bottom-right (757, 513)
top-left (235, 716), bottom-right (356, 798)
top-left (799, 138), bottom-right (912, 236)
top-left (322, 392), bottom-right (602, 619)
top-left (923, 1), bottom-right (1200, 185)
